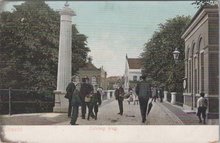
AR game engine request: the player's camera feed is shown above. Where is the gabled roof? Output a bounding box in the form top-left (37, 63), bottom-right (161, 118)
top-left (107, 76), bottom-right (121, 82)
top-left (127, 58), bottom-right (142, 69)
top-left (79, 62), bottom-right (100, 71)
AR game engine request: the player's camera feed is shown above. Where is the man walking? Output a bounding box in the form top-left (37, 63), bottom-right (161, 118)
top-left (135, 75), bottom-right (152, 123)
top-left (66, 77), bottom-right (76, 117)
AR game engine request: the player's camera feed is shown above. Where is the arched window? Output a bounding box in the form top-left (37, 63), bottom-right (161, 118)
top-left (192, 43), bottom-right (196, 93)
top-left (199, 38), bottom-right (204, 92)
top-left (186, 47), bottom-right (190, 93)
top-left (193, 43), bottom-right (198, 94)
top-left (188, 47), bottom-right (191, 93)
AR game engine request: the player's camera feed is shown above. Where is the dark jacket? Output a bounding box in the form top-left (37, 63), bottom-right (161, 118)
top-left (80, 83), bottom-right (93, 98)
top-left (114, 88), bottom-right (119, 100)
top-left (66, 82), bottom-right (76, 100)
top-left (71, 89), bottom-right (81, 106)
top-left (91, 91), bottom-right (102, 105)
top-left (118, 87), bottom-right (124, 101)
top-left (135, 81), bottom-right (152, 98)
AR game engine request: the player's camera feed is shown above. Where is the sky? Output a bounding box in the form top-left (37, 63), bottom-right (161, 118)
top-left (4, 1), bottom-right (198, 77)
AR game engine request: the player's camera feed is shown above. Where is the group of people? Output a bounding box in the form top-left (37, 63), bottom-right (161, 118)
top-left (114, 75), bottom-right (208, 124)
top-left (66, 75), bottom-right (208, 125)
top-left (151, 86), bottom-right (164, 103)
top-left (65, 76), bottom-right (102, 125)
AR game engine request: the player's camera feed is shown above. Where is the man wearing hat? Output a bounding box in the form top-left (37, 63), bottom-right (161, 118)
top-left (66, 77), bottom-right (76, 117)
top-left (135, 75), bottom-right (152, 123)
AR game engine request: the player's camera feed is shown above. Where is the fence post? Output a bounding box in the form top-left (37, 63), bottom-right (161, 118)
top-left (164, 91), bottom-right (168, 101)
top-left (171, 92), bottom-right (177, 105)
top-left (9, 87), bottom-right (12, 115)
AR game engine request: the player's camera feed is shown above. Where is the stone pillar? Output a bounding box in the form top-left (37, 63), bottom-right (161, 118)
top-left (53, 3), bottom-right (75, 113)
top-left (171, 92), bottom-right (177, 105)
top-left (164, 91), bottom-right (168, 101)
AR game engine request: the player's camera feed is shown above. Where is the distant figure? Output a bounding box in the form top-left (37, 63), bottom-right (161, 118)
top-left (135, 75), bottom-right (152, 123)
top-left (66, 77), bottom-right (76, 117)
top-left (158, 87), bottom-right (164, 102)
top-left (127, 88), bottom-right (133, 105)
top-left (152, 86), bottom-right (157, 102)
top-left (115, 85), bottom-right (124, 115)
top-left (197, 93), bottom-right (208, 124)
top-left (70, 83), bottom-right (81, 125)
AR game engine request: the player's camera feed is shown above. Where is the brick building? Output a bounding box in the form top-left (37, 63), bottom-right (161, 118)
top-left (181, 5), bottom-right (219, 124)
top-left (77, 61), bottom-right (107, 90)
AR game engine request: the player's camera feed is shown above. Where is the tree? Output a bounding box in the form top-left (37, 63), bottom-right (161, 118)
top-left (141, 16), bottom-right (191, 92)
top-left (0, 0), bottom-right (90, 90)
top-left (192, 0), bottom-right (217, 8)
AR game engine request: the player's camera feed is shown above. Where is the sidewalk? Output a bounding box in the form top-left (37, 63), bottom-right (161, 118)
top-left (0, 99), bottom-right (114, 125)
top-left (160, 101), bottom-right (200, 125)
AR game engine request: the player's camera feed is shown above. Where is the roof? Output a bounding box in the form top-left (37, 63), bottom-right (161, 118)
top-left (127, 58), bottom-right (142, 69)
top-left (79, 62), bottom-right (100, 71)
top-left (107, 76), bottom-right (121, 82)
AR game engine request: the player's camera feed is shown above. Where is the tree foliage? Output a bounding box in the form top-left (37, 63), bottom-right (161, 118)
top-left (141, 16), bottom-right (191, 92)
top-left (192, 0), bottom-right (217, 8)
top-left (0, 0), bottom-right (90, 90)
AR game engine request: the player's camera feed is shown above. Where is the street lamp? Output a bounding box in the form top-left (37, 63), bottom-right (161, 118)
top-left (173, 48), bottom-right (180, 63)
top-left (170, 48), bottom-right (180, 105)
top-left (172, 48), bottom-right (180, 91)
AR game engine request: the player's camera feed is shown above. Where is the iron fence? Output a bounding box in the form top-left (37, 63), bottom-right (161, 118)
top-left (0, 88), bottom-right (54, 115)
top-left (175, 92), bottom-right (183, 107)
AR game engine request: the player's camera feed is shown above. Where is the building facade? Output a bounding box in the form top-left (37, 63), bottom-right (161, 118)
top-left (124, 55), bottom-right (142, 92)
top-left (77, 62), bottom-right (107, 90)
top-left (181, 5), bottom-right (219, 123)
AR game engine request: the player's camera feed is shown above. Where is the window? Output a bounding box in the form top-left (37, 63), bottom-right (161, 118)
top-left (201, 52), bottom-right (204, 92)
top-left (133, 76), bottom-right (137, 81)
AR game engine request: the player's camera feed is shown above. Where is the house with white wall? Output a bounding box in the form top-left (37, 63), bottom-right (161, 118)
top-left (124, 55), bottom-right (142, 92)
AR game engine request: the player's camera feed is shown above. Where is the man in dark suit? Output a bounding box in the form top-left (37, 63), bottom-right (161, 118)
top-left (135, 75), bottom-right (152, 123)
top-left (66, 77), bottom-right (76, 117)
top-left (70, 83), bottom-right (81, 125)
top-left (115, 85), bottom-right (124, 115)
top-left (79, 77), bottom-right (93, 119)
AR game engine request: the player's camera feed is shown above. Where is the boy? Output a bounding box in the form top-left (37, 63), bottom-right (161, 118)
top-left (197, 93), bottom-right (208, 124)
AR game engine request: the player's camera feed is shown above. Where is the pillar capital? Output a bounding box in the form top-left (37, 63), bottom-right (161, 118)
top-left (60, 3), bottom-right (76, 16)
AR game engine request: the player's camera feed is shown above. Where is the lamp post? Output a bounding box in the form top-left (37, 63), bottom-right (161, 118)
top-left (170, 48), bottom-right (180, 105)
top-left (173, 48), bottom-right (180, 64)
top-left (172, 48), bottom-right (180, 90)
